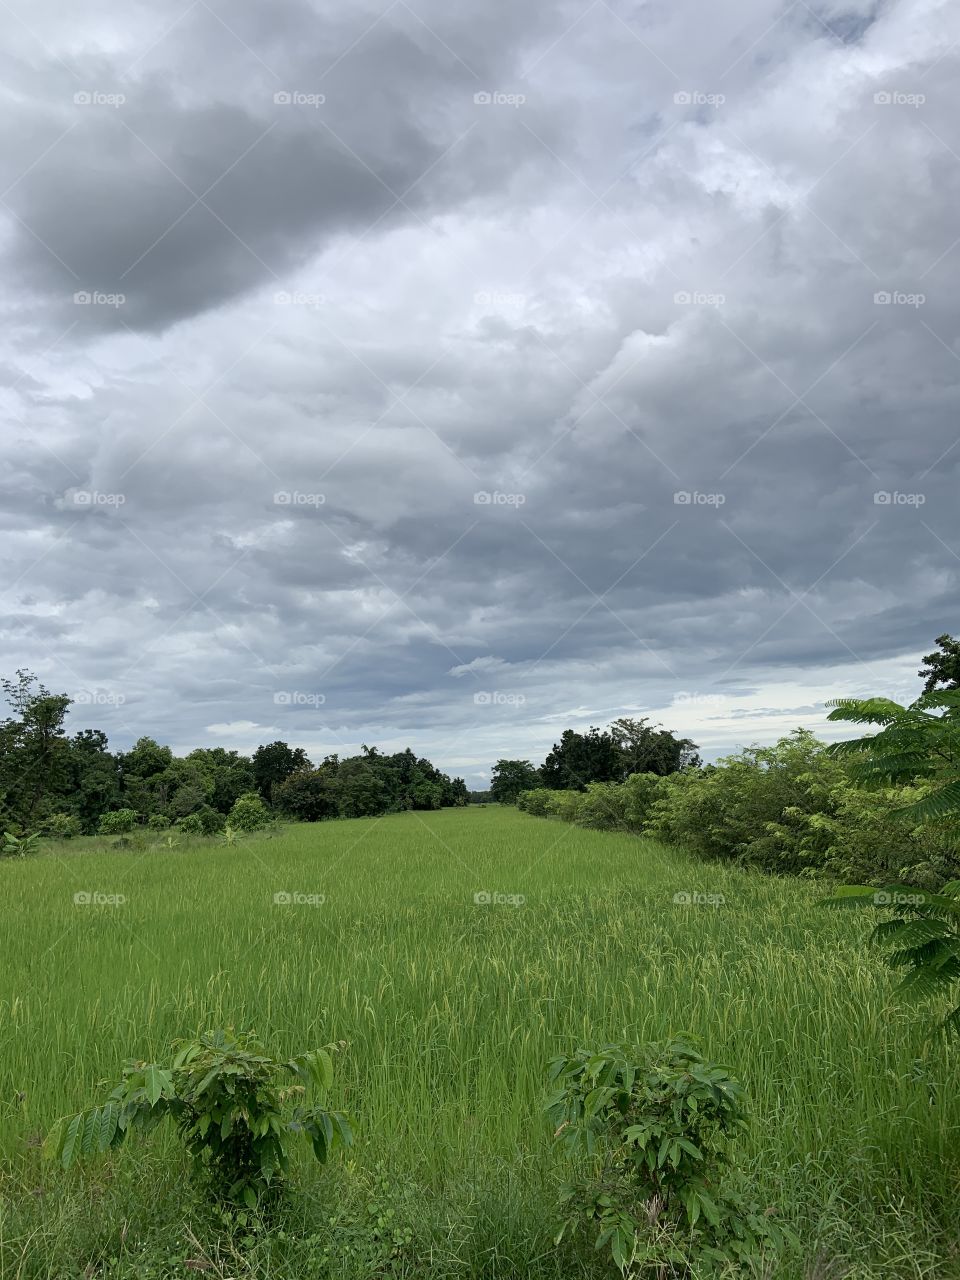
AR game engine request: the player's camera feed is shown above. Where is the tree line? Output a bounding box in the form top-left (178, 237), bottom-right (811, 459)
top-left (0, 670), bottom-right (467, 837)
top-left (488, 716), bottom-right (700, 803)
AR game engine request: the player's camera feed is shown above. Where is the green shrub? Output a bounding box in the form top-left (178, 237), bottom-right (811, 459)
top-left (575, 781), bottom-right (628, 830)
top-left (146, 813), bottom-right (171, 831)
top-left (45, 813), bottom-right (82, 839)
top-left (229, 792), bottom-right (270, 832)
top-left (98, 809), bottom-right (138, 838)
top-left (620, 771), bottom-right (664, 831)
top-left (517, 788), bottom-right (553, 816)
top-left (546, 1039), bottom-right (794, 1273)
top-left (544, 790), bottom-right (583, 822)
top-left (49, 1029), bottom-right (352, 1216)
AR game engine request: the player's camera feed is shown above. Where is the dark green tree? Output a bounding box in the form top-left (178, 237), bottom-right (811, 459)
top-left (490, 759), bottom-right (540, 803)
top-left (919, 633), bottom-right (960, 693)
top-left (252, 741), bottom-right (312, 801)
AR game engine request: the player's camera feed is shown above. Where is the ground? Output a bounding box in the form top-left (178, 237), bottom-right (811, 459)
top-left (1, 806), bottom-right (957, 1277)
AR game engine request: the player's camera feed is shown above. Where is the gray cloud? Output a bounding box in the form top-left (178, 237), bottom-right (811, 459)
top-left (0, 0), bottom-right (958, 780)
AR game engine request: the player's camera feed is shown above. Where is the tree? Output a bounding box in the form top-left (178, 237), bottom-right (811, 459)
top-left (608, 716), bottom-right (701, 777)
top-left (540, 727), bottom-right (621, 790)
top-left (274, 769), bottom-right (339, 821)
top-left (252, 741), bottom-right (311, 802)
top-left (229, 792), bottom-right (271, 832)
top-left (919, 633), bottom-right (960, 693)
top-left (490, 759), bottom-right (539, 803)
top-left (823, 688), bottom-right (960, 1036)
top-left (0, 670), bottom-right (73, 826)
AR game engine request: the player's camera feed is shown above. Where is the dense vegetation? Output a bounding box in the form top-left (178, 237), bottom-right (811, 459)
top-left (2, 808), bottom-right (958, 1279)
top-left (0, 670), bottom-right (467, 837)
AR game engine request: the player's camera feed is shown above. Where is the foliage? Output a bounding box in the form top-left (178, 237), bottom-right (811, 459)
top-left (45, 812), bottom-right (83, 839)
top-left (229, 792), bottom-right (271, 832)
top-left (822, 686), bottom-right (960, 1037)
top-left (98, 808), bottom-right (139, 837)
top-left (546, 1039), bottom-right (792, 1274)
top-left (490, 759), bottom-right (540, 804)
top-left (252, 741), bottom-right (312, 802)
top-left (608, 716), bottom-right (701, 777)
top-left (540, 727), bottom-right (622, 790)
top-left (536, 719), bottom-right (699, 793)
top-left (146, 813), bottom-right (171, 830)
top-left (2, 829), bottom-right (42, 857)
top-left (919, 633), bottom-right (960, 693)
top-left (48, 1029), bottom-right (353, 1213)
top-left (823, 882), bottom-right (960, 1039)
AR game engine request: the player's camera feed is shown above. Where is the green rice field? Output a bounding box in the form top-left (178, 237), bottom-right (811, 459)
top-left (0, 806), bottom-right (958, 1278)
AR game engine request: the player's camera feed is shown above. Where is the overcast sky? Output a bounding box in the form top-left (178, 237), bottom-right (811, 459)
top-left (1, 0), bottom-right (957, 785)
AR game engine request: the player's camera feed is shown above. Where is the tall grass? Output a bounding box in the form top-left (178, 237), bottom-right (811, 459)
top-left (0, 807), bottom-right (957, 1278)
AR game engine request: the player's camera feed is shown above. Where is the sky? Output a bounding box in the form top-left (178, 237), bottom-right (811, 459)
top-left (1, 0), bottom-right (957, 787)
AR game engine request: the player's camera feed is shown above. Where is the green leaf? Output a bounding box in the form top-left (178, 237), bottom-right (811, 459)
top-left (59, 1113), bottom-right (84, 1169)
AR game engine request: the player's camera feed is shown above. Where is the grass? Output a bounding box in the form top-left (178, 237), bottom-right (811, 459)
top-left (0, 805), bottom-right (958, 1278)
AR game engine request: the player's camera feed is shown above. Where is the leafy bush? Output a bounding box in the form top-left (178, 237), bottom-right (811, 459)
top-left (178, 806), bottom-right (225, 836)
top-left (229, 792), bottom-right (270, 832)
top-left (146, 813), bottom-right (171, 831)
top-left (544, 789), bottom-right (583, 822)
top-left (517, 788), bottom-right (553, 816)
top-left (2, 830), bottom-right (42, 857)
top-left (98, 809), bottom-right (138, 837)
top-left (546, 1039), bottom-right (793, 1274)
top-left (45, 813), bottom-right (82, 839)
top-left (49, 1029), bottom-right (352, 1215)
top-left (575, 781), bottom-right (629, 830)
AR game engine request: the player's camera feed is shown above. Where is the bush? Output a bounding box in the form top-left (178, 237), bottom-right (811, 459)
top-left (575, 781), bottom-right (629, 830)
top-left (544, 790), bottom-right (583, 822)
top-left (517, 788), bottom-right (553, 816)
top-left (178, 807), bottom-right (224, 836)
top-left (620, 771), bottom-right (664, 831)
top-left (229, 791), bottom-right (271, 832)
top-left (146, 814), bottom-right (171, 831)
top-left (546, 1039), bottom-right (794, 1273)
top-left (98, 809), bottom-right (138, 838)
top-left (46, 813), bottom-right (82, 839)
top-left (49, 1029), bottom-right (352, 1216)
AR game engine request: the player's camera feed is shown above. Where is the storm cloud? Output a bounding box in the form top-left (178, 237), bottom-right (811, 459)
top-left (1, 0), bottom-right (958, 784)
